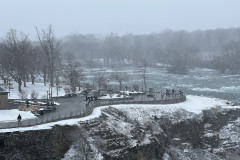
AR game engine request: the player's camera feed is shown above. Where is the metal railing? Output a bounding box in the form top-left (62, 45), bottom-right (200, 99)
top-left (0, 94), bottom-right (186, 129)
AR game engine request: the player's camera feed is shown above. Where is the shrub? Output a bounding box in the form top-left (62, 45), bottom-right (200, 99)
top-left (64, 87), bottom-right (71, 93)
top-left (18, 90), bottom-right (28, 99)
top-left (31, 90), bottom-right (39, 101)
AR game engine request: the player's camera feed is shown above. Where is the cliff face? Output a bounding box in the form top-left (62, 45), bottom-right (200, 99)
top-left (64, 106), bottom-right (240, 160)
top-left (0, 125), bottom-right (76, 160)
top-left (1, 106), bottom-right (240, 160)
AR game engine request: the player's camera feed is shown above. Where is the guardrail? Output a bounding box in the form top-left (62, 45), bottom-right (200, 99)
top-left (0, 94), bottom-right (186, 129)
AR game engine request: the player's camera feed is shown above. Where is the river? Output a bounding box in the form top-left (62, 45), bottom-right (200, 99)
top-left (84, 67), bottom-right (240, 104)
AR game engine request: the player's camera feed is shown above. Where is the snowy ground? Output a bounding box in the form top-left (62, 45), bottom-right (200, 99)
top-left (0, 105), bottom-right (108, 133)
top-left (5, 81), bottom-right (67, 99)
top-left (0, 81), bottom-right (67, 123)
top-left (114, 95), bottom-right (232, 115)
top-left (99, 93), bottom-right (130, 99)
top-left (0, 95), bottom-right (238, 133)
top-left (0, 109), bottom-right (36, 122)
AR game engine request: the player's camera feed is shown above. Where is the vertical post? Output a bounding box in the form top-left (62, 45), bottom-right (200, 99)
top-left (48, 82), bottom-right (51, 102)
top-left (49, 83), bottom-right (52, 103)
top-left (56, 83), bottom-right (58, 96)
top-left (8, 80), bottom-right (10, 97)
top-left (56, 76), bottom-right (59, 96)
top-left (46, 90), bottom-right (49, 107)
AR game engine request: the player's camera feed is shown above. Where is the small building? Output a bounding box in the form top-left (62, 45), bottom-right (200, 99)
top-left (0, 87), bottom-right (8, 110)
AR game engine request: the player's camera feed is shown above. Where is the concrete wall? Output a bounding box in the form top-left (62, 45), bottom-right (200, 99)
top-left (0, 125), bottom-right (76, 159)
top-left (0, 94), bottom-right (8, 110)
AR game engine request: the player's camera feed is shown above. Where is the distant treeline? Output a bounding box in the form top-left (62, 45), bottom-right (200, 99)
top-left (62, 28), bottom-right (240, 74)
top-left (1, 27), bottom-right (240, 93)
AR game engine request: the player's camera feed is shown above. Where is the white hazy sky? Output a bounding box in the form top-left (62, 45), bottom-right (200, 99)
top-left (0, 0), bottom-right (240, 39)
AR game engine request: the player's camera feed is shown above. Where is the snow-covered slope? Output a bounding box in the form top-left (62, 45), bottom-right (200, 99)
top-left (62, 98), bottom-right (240, 160)
top-left (6, 82), bottom-right (67, 99)
top-left (0, 95), bottom-right (237, 133)
top-left (1, 95), bottom-right (240, 159)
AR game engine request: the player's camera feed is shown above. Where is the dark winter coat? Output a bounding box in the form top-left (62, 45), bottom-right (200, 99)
top-left (17, 115), bottom-right (22, 120)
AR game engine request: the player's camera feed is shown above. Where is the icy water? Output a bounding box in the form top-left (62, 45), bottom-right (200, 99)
top-left (85, 67), bottom-right (240, 104)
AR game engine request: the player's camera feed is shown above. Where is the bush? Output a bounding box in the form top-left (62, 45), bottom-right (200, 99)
top-left (64, 87), bottom-right (71, 93)
top-left (132, 83), bottom-right (139, 91)
top-left (31, 90), bottom-right (38, 100)
top-left (18, 90), bottom-right (28, 99)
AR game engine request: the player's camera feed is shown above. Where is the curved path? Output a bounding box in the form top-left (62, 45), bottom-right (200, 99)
top-left (0, 93), bottom-right (186, 129)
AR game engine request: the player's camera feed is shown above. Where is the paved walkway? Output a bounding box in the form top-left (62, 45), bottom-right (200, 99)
top-left (0, 93), bottom-right (186, 129)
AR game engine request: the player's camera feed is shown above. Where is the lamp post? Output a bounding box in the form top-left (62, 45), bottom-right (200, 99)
top-left (49, 82), bottom-right (52, 105)
top-left (51, 83), bottom-right (53, 102)
top-left (141, 79), bottom-right (143, 92)
top-left (46, 90), bottom-right (49, 107)
top-left (107, 79), bottom-right (110, 91)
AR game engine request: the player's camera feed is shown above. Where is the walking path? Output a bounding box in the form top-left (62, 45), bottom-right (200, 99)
top-left (0, 92), bottom-right (186, 129)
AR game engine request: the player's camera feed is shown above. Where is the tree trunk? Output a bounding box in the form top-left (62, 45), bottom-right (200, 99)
top-left (119, 82), bottom-right (122, 91)
top-left (31, 74), bottom-right (35, 84)
top-left (56, 76), bottom-right (59, 96)
top-left (23, 75), bottom-right (27, 87)
top-left (44, 72), bottom-right (46, 86)
top-left (18, 78), bottom-right (22, 92)
top-left (26, 74), bottom-right (30, 82)
top-left (144, 80), bottom-right (147, 92)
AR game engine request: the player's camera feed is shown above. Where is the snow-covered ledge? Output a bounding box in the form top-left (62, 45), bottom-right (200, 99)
top-left (0, 95), bottom-right (238, 133)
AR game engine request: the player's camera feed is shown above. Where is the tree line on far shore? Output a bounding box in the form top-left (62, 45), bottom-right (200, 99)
top-left (1, 26), bottom-right (240, 93)
top-left (62, 28), bottom-right (240, 74)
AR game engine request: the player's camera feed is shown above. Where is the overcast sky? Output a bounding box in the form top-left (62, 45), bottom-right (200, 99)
top-left (0, 0), bottom-right (240, 39)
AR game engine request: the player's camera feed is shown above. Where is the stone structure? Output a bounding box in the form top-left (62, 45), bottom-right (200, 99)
top-left (0, 87), bottom-right (8, 110)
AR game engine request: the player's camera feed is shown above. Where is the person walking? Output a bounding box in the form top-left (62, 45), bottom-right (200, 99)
top-left (17, 114), bottom-right (22, 126)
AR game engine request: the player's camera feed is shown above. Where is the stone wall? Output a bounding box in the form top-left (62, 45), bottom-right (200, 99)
top-left (0, 94), bottom-right (8, 110)
top-left (0, 125), bottom-right (77, 160)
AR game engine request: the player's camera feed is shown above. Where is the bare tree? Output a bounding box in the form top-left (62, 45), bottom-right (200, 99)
top-left (27, 44), bottom-right (44, 85)
top-left (212, 41), bottom-right (240, 74)
top-left (18, 90), bottom-right (28, 99)
top-left (111, 71), bottom-right (128, 90)
top-left (35, 46), bottom-right (49, 86)
top-left (139, 59), bottom-right (147, 92)
top-left (0, 29), bottom-right (32, 92)
top-left (36, 25), bottom-right (61, 90)
top-left (63, 53), bottom-right (84, 92)
top-left (93, 72), bottom-right (106, 90)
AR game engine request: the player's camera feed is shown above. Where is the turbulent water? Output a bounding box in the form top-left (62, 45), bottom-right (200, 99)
top-left (84, 67), bottom-right (240, 104)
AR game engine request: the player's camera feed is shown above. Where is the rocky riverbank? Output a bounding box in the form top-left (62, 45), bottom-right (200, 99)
top-left (1, 96), bottom-right (240, 160)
